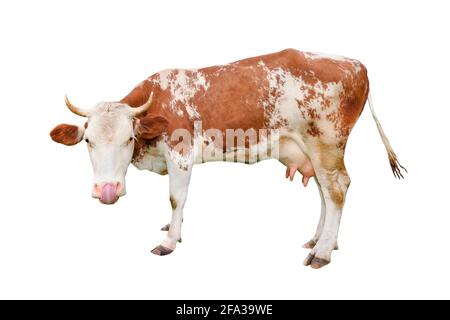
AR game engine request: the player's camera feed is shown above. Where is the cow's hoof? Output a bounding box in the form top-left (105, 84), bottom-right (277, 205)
top-left (303, 253), bottom-right (315, 266)
top-left (310, 257), bottom-right (330, 269)
top-left (302, 240), bottom-right (317, 249)
top-left (151, 245), bottom-right (174, 256)
top-left (303, 239), bottom-right (339, 250)
top-left (160, 224), bottom-right (170, 231)
top-left (303, 253), bottom-right (330, 269)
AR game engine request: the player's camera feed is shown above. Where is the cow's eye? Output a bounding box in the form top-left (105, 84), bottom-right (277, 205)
top-left (129, 137), bottom-right (133, 141)
top-left (85, 138), bottom-right (90, 143)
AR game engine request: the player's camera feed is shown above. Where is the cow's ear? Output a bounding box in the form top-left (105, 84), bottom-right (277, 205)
top-left (136, 115), bottom-right (169, 140)
top-left (50, 124), bottom-right (85, 146)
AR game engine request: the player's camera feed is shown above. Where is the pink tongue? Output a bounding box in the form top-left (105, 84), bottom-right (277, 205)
top-left (100, 183), bottom-right (118, 204)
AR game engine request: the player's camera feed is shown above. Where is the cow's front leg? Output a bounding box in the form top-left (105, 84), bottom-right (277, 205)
top-left (160, 218), bottom-right (183, 235)
top-left (160, 223), bottom-right (182, 243)
top-left (151, 159), bottom-right (192, 256)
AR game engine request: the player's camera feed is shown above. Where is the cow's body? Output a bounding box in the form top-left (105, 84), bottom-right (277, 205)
top-left (51, 49), bottom-right (405, 268)
top-left (124, 49), bottom-right (368, 177)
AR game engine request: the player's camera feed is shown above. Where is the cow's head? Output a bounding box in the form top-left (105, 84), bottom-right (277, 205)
top-left (50, 93), bottom-right (168, 204)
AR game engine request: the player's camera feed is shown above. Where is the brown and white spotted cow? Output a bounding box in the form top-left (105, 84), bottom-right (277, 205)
top-left (50, 48), bottom-right (405, 268)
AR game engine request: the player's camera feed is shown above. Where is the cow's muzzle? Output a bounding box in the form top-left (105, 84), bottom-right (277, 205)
top-left (92, 182), bottom-right (122, 205)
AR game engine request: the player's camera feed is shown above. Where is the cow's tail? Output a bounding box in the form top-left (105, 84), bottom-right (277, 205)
top-left (368, 93), bottom-right (407, 179)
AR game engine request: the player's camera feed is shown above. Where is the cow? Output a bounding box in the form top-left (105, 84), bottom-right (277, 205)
top-left (50, 48), bottom-right (406, 268)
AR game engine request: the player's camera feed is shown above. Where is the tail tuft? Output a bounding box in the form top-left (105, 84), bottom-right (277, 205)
top-left (387, 149), bottom-right (408, 179)
top-left (368, 93), bottom-right (407, 179)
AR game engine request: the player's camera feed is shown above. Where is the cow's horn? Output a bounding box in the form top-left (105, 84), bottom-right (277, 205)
top-left (65, 95), bottom-right (89, 117)
top-left (132, 92), bottom-right (153, 116)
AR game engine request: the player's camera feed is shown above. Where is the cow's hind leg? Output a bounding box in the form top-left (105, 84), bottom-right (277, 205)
top-left (303, 177), bottom-right (326, 249)
top-left (303, 145), bottom-right (350, 269)
top-left (303, 177), bottom-right (339, 250)
top-left (151, 158), bottom-right (192, 256)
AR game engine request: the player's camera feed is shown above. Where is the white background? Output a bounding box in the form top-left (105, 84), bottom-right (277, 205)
top-left (0, 0), bottom-right (448, 299)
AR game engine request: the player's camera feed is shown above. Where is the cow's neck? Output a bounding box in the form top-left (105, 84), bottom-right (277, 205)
top-left (121, 76), bottom-right (168, 174)
top-left (132, 139), bottom-right (167, 175)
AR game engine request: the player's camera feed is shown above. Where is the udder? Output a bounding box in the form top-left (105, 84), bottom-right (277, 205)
top-left (279, 137), bottom-right (315, 187)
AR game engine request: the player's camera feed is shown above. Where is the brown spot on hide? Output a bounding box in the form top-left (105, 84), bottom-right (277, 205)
top-left (330, 187), bottom-right (345, 208)
top-left (306, 121), bottom-right (322, 137)
top-left (169, 196), bottom-right (177, 209)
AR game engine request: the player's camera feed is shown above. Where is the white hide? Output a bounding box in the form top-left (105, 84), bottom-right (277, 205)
top-left (154, 69), bottom-right (209, 119)
top-left (84, 102), bottom-right (136, 194)
top-left (259, 61), bottom-right (344, 143)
